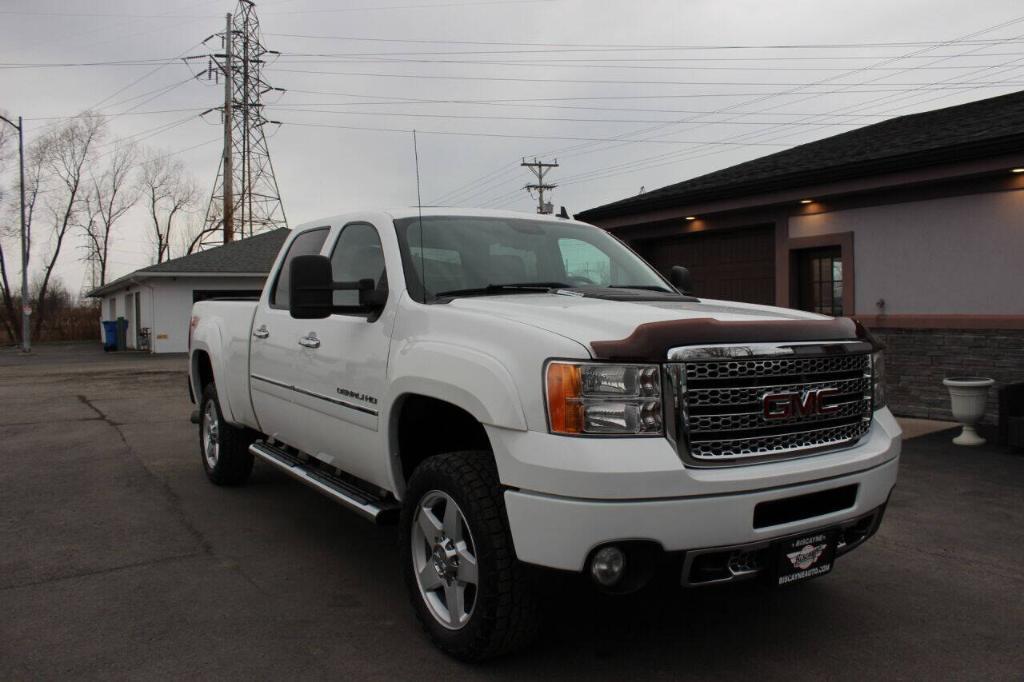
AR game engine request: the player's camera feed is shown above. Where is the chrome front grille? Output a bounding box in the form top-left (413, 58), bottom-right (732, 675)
top-left (668, 342), bottom-right (874, 466)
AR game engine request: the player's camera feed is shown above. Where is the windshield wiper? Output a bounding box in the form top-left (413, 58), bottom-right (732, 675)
top-left (609, 285), bottom-right (677, 293)
top-left (434, 282), bottom-right (573, 299)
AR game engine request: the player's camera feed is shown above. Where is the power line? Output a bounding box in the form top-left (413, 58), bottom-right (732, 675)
top-left (536, 16), bottom-right (1024, 178)
top-left (26, 107), bottom-right (206, 122)
top-left (270, 56), bottom-right (1024, 72)
top-left (273, 48), bottom-right (1024, 60)
top-left (264, 0), bottom-right (559, 12)
top-left (269, 66), bottom-right (1024, 87)
top-left (430, 163), bottom-right (520, 205)
top-left (470, 15), bottom-right (1024, 204)
top-left (265, 33), bottom-right (1024, 50)
top-left (278, 120), bottom-right (798, 146)
top-left (269, 105), bottom-right (875, 127)
top-left (546, 34), bottom-right (1024, 191)
top-left (0, 58), bottom-right (192, 69)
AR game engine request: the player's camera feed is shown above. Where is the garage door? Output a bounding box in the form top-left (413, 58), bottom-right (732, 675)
top-left (633, 225), bottom-right (776, 305)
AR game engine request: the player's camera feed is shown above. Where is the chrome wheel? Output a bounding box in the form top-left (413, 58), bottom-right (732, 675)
top-left (411, 490), bottom-right (479, 630)
top-left (202, 400), bottom-right (220, 469)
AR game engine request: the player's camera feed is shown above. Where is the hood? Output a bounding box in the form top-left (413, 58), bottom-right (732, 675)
top-left (448, 293), bottom-right (847, 359)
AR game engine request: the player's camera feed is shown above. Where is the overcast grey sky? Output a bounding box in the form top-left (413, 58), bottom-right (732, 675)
top-left (3, 0), bottom-right (1023, 293)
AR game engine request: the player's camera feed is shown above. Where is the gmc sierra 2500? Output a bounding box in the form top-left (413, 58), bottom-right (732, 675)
top-left (188, 208), bottom-right (900, 660)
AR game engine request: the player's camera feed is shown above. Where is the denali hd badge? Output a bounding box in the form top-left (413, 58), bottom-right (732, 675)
top-left (762, 387), bottom-right (840, 420)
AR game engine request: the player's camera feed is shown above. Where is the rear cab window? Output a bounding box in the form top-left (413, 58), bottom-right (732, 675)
top-left (269, 227), bottom-right (329, 309)
top-left (329, 222), bottom-right (388, 309)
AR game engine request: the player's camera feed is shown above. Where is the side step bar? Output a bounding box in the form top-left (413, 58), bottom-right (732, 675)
top-left (249, 440), bottom-right (400, 525)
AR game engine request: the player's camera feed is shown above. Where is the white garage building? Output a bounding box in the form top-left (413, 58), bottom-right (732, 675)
top-left (88, 228), bottom-right (289, 353)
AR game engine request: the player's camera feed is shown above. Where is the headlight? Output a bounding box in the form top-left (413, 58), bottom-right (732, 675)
top-left (546, 362), bottom-right (663, 435)
top-left (871, 350), bottom-right (886, 409)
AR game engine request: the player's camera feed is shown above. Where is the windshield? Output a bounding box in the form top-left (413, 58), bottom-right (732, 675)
top-left (394, 215), bottom-right (672, 302)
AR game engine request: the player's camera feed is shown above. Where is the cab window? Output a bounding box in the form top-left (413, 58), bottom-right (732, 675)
top-left (270, 228), bottom-right (329, 309)
top-left (330, 222), bottom-right (387, 308)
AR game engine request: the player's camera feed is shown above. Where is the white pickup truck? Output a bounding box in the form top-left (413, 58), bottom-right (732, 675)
top-left (188, 208), bottom-right (900, 660)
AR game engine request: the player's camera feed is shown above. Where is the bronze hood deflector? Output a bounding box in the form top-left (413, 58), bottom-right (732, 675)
top-left (590, 317), bottom-right (880, 362)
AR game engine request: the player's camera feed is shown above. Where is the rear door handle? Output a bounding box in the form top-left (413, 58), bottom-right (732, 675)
top-left (298, 333), bottom-right (320, 349)
top-left (253, 325), bottom-right (269, 339)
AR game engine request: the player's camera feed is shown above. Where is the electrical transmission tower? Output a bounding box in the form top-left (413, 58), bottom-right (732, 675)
top-left (521, 157), bottom-right (558, 214)
top-left (190, 0), bottom-right (287, 248)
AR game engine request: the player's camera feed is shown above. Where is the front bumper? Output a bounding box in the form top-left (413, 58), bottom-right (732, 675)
top-left (503, 449), bottom-right (899, 573)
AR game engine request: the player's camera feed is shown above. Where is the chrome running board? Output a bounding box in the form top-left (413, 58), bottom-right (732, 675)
top-left (249, 440), bottom-right (400, 525)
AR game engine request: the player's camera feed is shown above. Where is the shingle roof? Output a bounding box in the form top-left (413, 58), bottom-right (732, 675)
top-left (87, 227), bottom-right (289, 297)
top-left (578, 90), bottom-right (1024, 221)
top-left (141, 227), bottom-right (290, 274)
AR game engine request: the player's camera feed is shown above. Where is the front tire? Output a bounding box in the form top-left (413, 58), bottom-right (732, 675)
top-left (199, 384), bottom-right (254, 486)
top-left (400, 452), bottom-right (540, 661)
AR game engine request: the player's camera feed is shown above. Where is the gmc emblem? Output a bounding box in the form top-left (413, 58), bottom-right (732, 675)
top-left (762, 388), bottom-right (840, 420)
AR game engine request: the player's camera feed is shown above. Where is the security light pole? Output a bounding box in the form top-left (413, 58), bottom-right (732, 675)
top-left (0, 114), bottom-right (29, 352)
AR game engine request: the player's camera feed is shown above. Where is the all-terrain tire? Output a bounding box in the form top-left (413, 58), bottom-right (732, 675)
top-left (198, 383), bottom-right (255, 486)
top-left (400, 451), bottom-right (540, 661)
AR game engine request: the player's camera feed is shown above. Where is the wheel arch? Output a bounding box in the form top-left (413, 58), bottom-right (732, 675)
top-left (386, 391), bottom-right (498, 498)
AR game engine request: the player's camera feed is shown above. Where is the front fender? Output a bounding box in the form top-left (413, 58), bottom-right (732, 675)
top-left (385, 340), bottom-right (528, 431)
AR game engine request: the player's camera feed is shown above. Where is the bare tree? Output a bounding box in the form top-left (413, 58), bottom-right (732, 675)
top-left (183, 203), bottom-right (220, 256)
top-left (137, 151), bottom-right (198, 264)
top-left (79, 140), bottom-right (138, 287)
top-left (33, 112), bottom-right (106, 337)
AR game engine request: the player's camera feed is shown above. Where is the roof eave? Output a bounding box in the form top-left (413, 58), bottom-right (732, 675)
top-left (578, 133), bottom-right (1024, 222)
top-left (86, 271), bottom-right (270, 297)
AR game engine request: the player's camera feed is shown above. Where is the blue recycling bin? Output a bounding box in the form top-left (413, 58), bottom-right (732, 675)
top-left (102, 320), bottom-right (118, 352)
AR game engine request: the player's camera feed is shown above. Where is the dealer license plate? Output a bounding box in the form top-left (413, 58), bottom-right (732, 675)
top-left (775, 529), bottom-right (838, 586)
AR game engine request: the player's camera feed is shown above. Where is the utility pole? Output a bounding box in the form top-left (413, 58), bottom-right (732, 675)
top-left (521, 157), bottom-right (558, 214)
top-left (0, 113), bottom-right (29, 352)
top-left (189, 0), bottom-right (287, 249)
top-left (222, 12), bottom-right (234, 244)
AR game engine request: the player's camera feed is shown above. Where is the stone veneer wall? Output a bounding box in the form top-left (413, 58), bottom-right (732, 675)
top-left (870, 328), bottom-right (1024, 425)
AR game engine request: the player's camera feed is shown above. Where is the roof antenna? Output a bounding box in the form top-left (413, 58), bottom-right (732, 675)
top-left (412, 130), bottom-right (426, 301)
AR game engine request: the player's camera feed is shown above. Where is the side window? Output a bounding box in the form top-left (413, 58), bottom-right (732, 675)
top-left (558, 238), bottom-right (611, 286)
top-left (330, 222), bottom-right (387, 307)
top-left (271, 228), bottom-right (329, 309)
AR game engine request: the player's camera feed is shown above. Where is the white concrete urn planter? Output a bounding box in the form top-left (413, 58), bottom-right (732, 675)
top-left (942, 377), bottom-right (995, 446)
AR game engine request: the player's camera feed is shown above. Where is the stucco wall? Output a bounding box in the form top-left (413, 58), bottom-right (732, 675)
top-left (100, 276), bottom-right (266, 353)
top-left (148, 277), bottom-right (266, 353)
top-left (788, 189), bottom-right (1024, 315)
top-left (99, 287), bottom-right (153, 350)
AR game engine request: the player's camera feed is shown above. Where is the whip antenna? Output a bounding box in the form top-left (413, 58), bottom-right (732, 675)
top-left (413, 130), bottom-right (426, 301)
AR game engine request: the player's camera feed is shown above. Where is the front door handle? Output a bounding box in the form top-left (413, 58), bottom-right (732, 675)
top-left (298, 333), bottom-right (320, 349)
top-left (253, 325), bottom-right (269, 339)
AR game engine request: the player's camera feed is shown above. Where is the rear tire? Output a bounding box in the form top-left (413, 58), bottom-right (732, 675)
top-left (400, 451), bottom-right (540, 661)
top-left (199, 383), bottom-right (254, 486)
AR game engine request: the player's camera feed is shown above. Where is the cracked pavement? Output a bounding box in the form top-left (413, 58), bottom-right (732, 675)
top-left (1, 343), bottom-right (1022, 680)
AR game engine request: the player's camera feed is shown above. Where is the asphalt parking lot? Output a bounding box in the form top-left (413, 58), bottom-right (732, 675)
top-left (2, 344), bottom-right (1023, 680)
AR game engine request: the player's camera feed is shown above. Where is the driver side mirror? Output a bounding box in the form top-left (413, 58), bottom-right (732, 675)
top-left (669, 265), bottom-right (694, 296)
top-left (288, 254), bottom-right (385, 320)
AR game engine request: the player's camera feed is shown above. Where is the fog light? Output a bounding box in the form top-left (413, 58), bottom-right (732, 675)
top-left (590, 546), bottom-right (626, 586)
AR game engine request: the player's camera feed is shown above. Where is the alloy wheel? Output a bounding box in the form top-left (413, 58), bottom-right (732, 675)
top-left (410, 490), bottom-right (479, 630)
